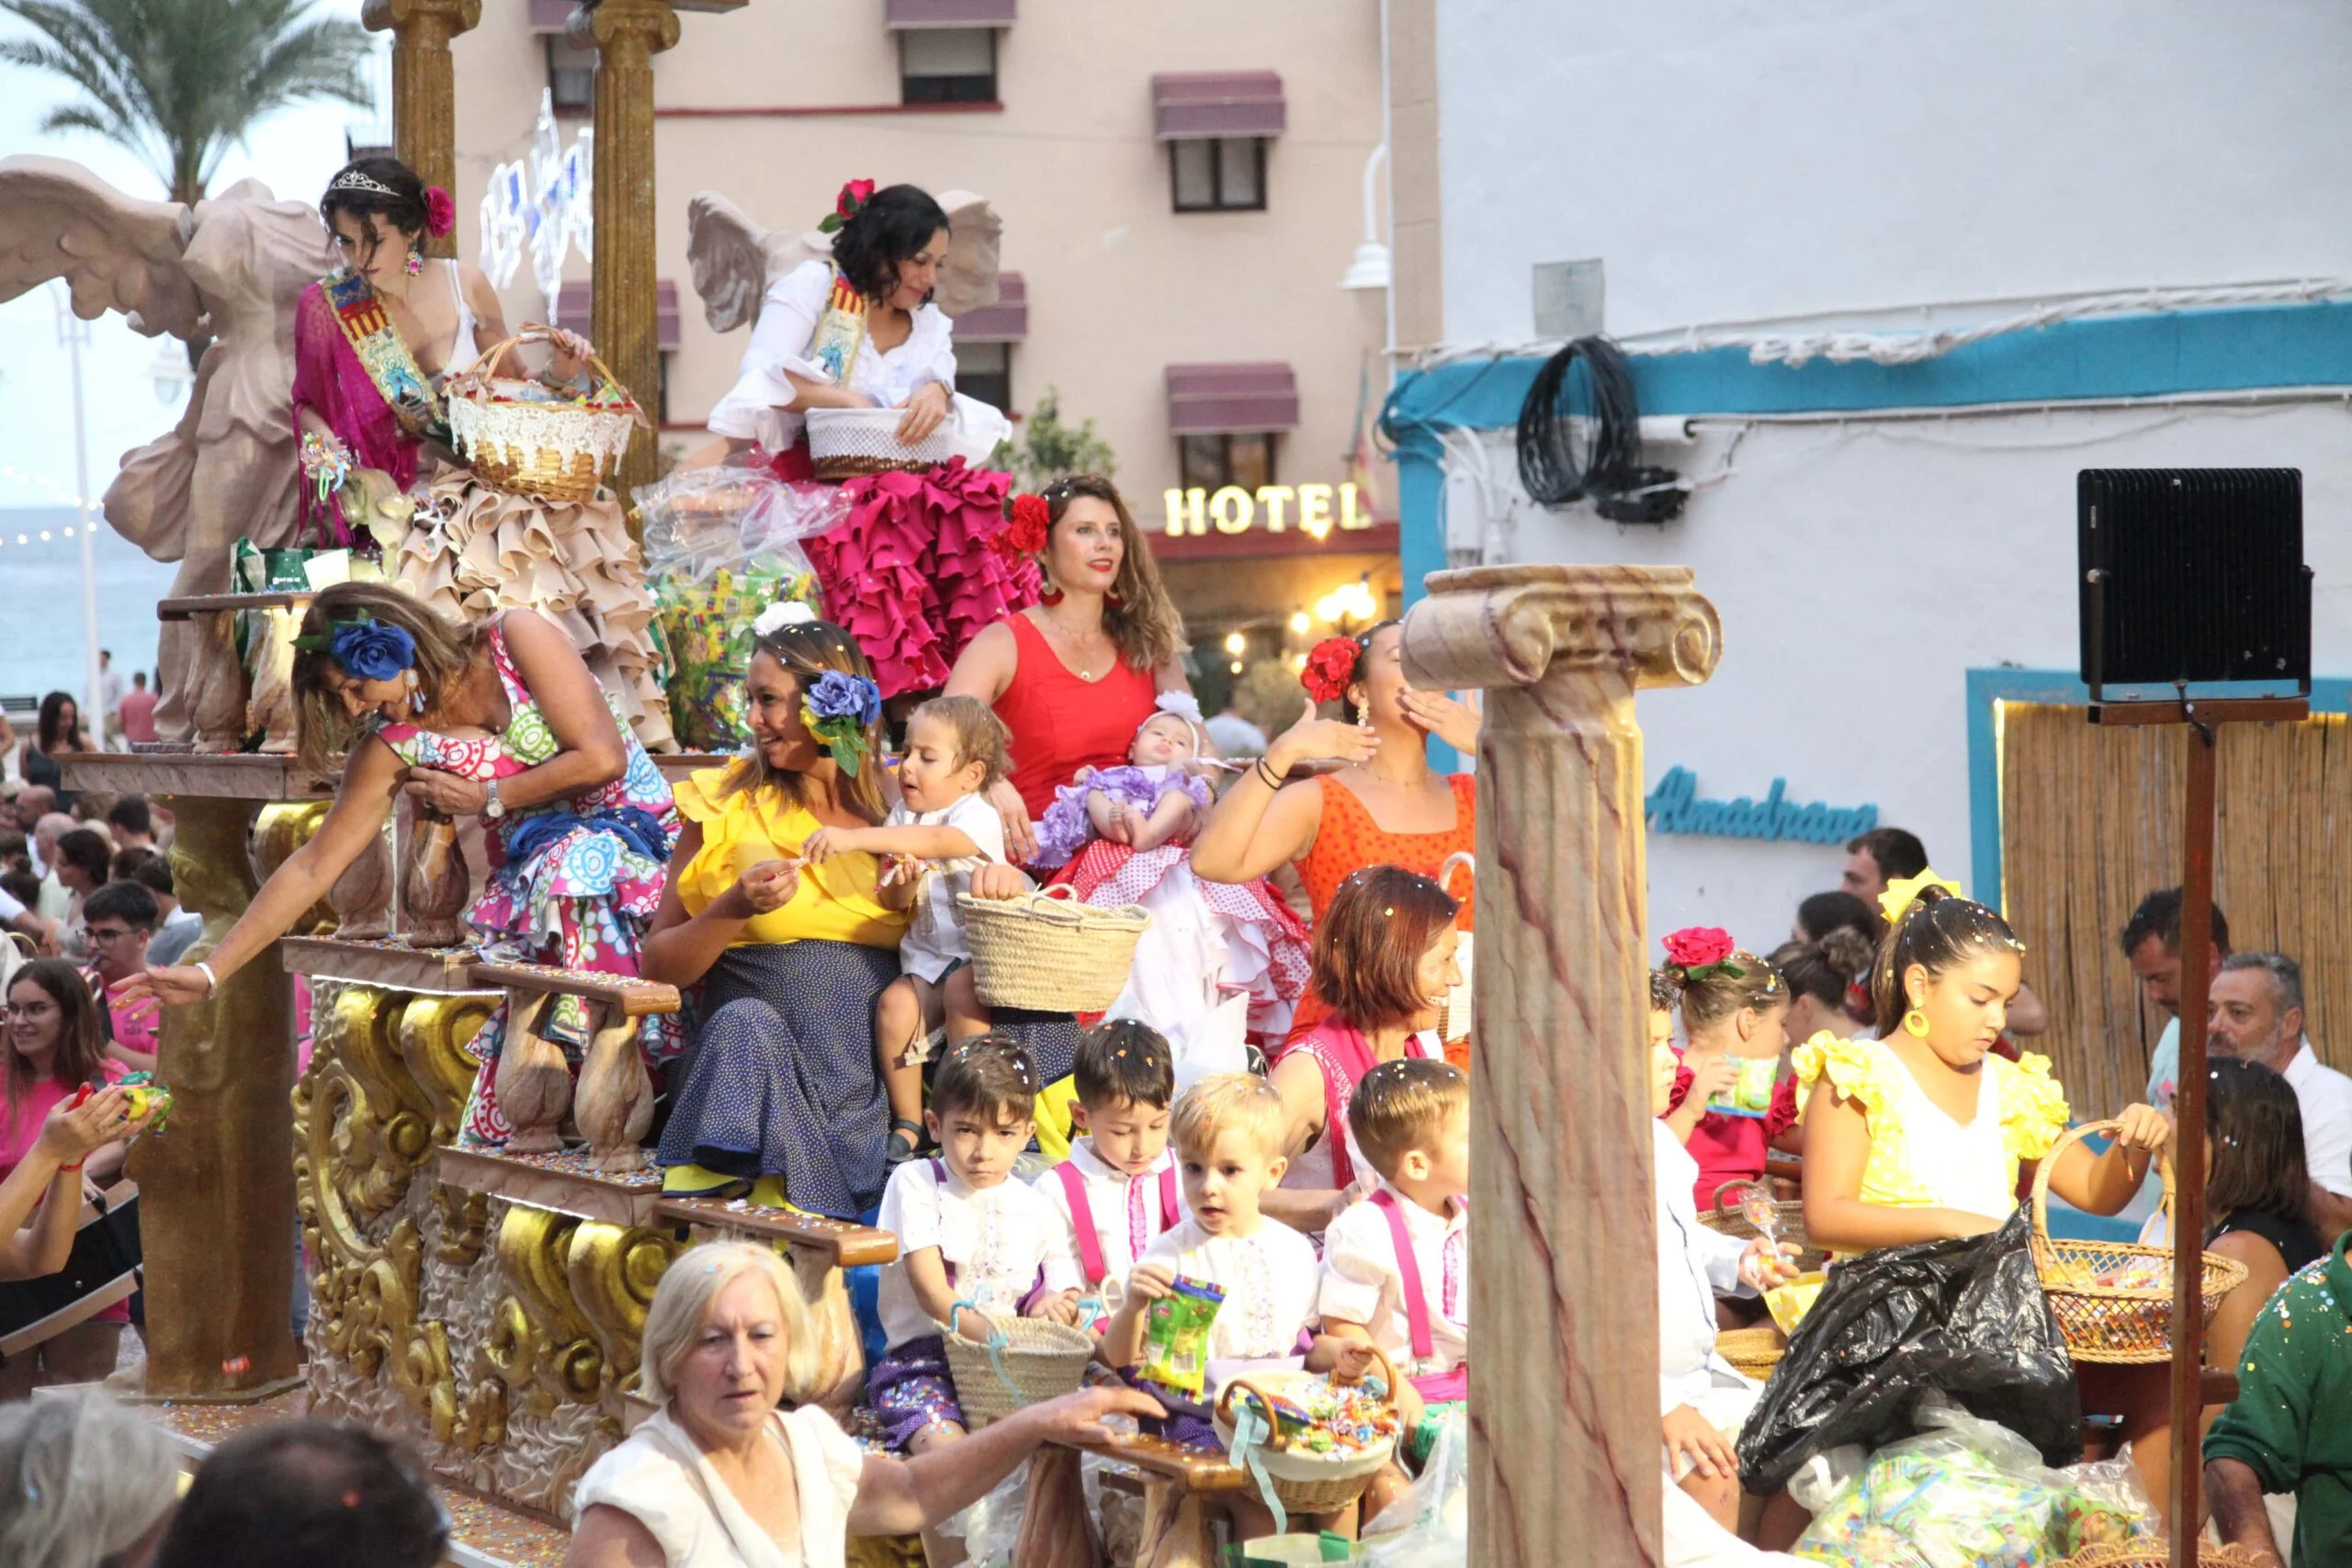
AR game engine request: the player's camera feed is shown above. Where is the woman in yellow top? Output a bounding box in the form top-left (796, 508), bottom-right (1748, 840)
top-left (641, 612), bottom-right (906, 1216)
top-left (1796, 876), bottom-right (2177, 1515)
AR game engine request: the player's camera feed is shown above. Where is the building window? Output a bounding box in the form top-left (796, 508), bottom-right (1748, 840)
top-left (956, 342), bottom-right (1012, 413)
top-left (1179, 433), bottom-right (1275, 491)
top-left (900, 28), bottom-right (997, 105)
top-left (546, 34), bottom-right (596, 114)
top-left (1170, 138), bottom-right (1266, 213)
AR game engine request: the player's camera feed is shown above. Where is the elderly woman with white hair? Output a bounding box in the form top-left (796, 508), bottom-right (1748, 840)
top-left (566, 1240), bottom-right (1159, 1567)
top-left (0, 1389), bottom-right (182, 1568)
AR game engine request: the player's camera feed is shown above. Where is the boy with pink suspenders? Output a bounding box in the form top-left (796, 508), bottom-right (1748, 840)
top-left (1035, 1021), bottom-right (1186, 1324)
top-left (1317, 1058), bottom-right (1472, 1523)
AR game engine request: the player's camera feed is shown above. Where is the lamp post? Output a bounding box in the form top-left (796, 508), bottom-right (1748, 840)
top-left (53, 285), bottom-right (102, 750)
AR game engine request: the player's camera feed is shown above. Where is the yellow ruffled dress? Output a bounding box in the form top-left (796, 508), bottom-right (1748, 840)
top-left (672, 761), bottom-right (904, 950)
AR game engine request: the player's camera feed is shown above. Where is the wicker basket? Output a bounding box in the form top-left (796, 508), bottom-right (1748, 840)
top-left (2031, 1119), bottom-right (2249, 1365)
top-left (1715, 1325), bottom-right (1788, 1382)
top-left (445, 326), bottom-right (646, 503)
top-left (806, 406), bottom-right (960, 479)
top-left (1214, 1350), bottom-right (1400, 1517)
top-left (936, 1303), bottom-right (1094, 1429)
top-left (2059, 1543), bottom-right (2271, 1567)
top-left (956, 886), bottom-right (1150, 1013)
top-left (1698, 1184), bottom-right (1829, 1274)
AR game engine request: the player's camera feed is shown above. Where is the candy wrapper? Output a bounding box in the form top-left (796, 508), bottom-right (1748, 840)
top-left (1705, 1054), bottom-right (1783, 1119)
top-left (1138, 1277), bottom-right (1225, 1399)
top-left (119, 1071), bottom-right (173, 1133)
top-left (634, 457), bottom-right (851, 750)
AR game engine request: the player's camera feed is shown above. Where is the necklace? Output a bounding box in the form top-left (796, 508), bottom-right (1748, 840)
top-left (1038, 608), bottom-right (1112, 682)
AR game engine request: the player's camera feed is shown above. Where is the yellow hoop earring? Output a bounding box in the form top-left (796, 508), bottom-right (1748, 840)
top-left (1902, 1008), bottom-right (1930, 1039)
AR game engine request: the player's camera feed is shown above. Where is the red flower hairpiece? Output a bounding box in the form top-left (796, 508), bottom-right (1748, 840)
top-left (423, 186), bottom-right (457, 239)
top-left (1300, 637), bottom-right (1362, 705)
top-left (993, 492), bottom-right (1051, 560)
top-left (820, 178), bottom-right (877, 234)
top-left (1662, 926), bottom-right (1745, 982)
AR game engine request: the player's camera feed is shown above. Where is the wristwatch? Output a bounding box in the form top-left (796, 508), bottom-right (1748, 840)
top-left (483, 778), bottom-right (506, 820)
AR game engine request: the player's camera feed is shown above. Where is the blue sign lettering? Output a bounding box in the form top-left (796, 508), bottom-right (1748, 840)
top-left (1643, 767), bottom-right (1876, 847)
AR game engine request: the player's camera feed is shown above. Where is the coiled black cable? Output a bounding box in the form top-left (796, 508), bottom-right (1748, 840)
top-left (1514, 335), bottom-right (1680, 521)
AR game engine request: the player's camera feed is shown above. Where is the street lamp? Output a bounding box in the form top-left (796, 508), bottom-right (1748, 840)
top-left (1223, 630), bottom-right (1249, 656)
top-left (1339, 143), bottom-right (1391, 292)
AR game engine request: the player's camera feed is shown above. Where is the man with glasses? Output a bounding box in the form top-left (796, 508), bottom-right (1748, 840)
top-left (79, 882), bottom-right (159, 1071)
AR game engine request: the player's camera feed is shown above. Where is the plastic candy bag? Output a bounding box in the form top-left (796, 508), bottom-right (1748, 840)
top-left (1707, 1055), bottom-right (1783, 1118)
top-left (2047, 1455), bottom-right (2160, 1555)
top-left (1363, 1405), bottom-right (1469, 1567)
top-left (1736, 1206), bottom-right (2080, 1495)
top-left (1138, 1277), bottom-right (1225, 1399)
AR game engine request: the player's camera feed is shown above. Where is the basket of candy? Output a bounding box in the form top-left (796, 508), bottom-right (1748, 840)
top-left (1214, 1356), bottom-right (1402, 1517)
top-left (2030, 1119), bottom-right (2247, 1365)
top-left (936, 1301), bottom-right (1094, 1429)
top-left (445, 327), bottom-right (647, 503)
top-left (956, 886), bottom-right (1150, 1014)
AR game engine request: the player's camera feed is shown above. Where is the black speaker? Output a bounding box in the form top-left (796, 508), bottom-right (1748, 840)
top-left (2078, 468), bottom-right (2312, 700)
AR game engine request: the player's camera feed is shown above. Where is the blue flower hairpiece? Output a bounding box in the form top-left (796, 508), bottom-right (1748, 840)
top-left (802, 670), bottom-right (883, 775)
top-left (291, 612), bottom-right (416, 683)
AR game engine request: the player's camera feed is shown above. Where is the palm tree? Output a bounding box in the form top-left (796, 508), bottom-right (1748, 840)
top-left (0, 0), bottom-right (374, 208)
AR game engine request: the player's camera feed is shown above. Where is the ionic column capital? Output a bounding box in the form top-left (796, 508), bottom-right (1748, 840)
top-left (585, 0), bottom-right (683, 56)
top-left (360, 0), bottom-right (481, 42)
top-left (1399, 563), bottom-right (1722, 695)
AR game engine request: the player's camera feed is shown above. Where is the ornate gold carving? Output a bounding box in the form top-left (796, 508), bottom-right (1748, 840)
top-left (396, 992), bottom-right (494, 1145)
top-left (434, 1183), bottom-right (492, 1268)
top-left (568, 1221), bottom-right (680, 1399)
top-left (488, 1205), bottom-right (602, 1416)
top-left (1403, 564), bottom-right (1723, 694)
top-left (251, 803), bottom-right (338, 934)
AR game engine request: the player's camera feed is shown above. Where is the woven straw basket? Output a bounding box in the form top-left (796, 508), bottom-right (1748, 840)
top-left (956, 886), bottom-right (1150, 1013)
top-left (445, 326), bottom-right (647, 503)
top-left (936, 1303), bottom-right (1094, 1429)
top-left (1213, 1350), bottom-right (1401, 1517)
top-left (2059, 1543), bottom-right (2271, 1567)
top-left (1714, 1325), bottom-right (1788, 1382)
top-left (2031, 1119), bottom-right (2248, 1365)
top-left (806, 406), bottom-right (960, 479)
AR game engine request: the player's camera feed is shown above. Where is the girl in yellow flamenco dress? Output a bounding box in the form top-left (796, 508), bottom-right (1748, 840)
top-left (1795, 874), bottom-right (2181, 1524)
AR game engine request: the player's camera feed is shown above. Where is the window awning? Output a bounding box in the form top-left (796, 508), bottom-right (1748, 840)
top-left (529, 0), bottom-right (575, 32)
top-left (557, 280), bottom-right (681, 352)
top-left (1165, 362), bottom-right (1297, 434)
top-left (953, 271), bottom-right (1026, 341)
top-left (885, 0), bottom-right (1017, 27)
top-left (1150, 72), bottom-right (1286, 141)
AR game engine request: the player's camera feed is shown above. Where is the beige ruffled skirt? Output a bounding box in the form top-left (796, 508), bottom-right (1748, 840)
top-left (395, 465), bottom-right (675, 752)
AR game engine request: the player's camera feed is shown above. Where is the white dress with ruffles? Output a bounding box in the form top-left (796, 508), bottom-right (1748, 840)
top-left (707, 258), bottom-right (960, 450)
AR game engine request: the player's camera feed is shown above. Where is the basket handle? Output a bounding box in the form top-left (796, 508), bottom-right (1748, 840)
top-left (2028, 1117), bottom-right (2175, 1247)
top-left (447, 323), bottom-right (639, 414)
top-left (1437, 851), bottom-right (1475, 901)
top-left (1212, 1376), bottom-right (1290, 1453)
top-left (945, 1298), bottom-right (1026, 1404)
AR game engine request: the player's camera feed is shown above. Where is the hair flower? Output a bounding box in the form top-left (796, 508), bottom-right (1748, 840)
top-left (752, 601), bottom-right (820, 637)
top-left (290, 612), bottom-right (416, 682)
top-left (803, 670), bottom-right (883, 775)
top-left (1879, 868), bottom-right (1965, 926)
top-left (993, 492), bottom-right (1052, 560)
top-left (1300, 637), bottom-right (1362, 705)
top-left (820, 177), bottom-right (877, 234)
top-left (1662, 926), bottom-right (1745, 982)
top-left (423, 185), bottom-right (457, 239)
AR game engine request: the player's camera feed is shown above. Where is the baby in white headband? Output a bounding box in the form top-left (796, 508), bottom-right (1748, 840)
top-left (1032, 694), bottom-right (1216, 868)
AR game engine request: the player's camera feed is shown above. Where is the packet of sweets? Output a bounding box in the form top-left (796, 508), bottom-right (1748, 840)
top-left (1706, 1055), bottom-right (1782, 1119)
top-left (119, 1071), bottom-right (173, 1133)
top-left (1139, 1277), bottom-right (1226, 1398)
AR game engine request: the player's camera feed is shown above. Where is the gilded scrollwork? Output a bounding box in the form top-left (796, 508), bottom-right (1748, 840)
top-left (396, 992), bottom-right (494, 1145)
top-left (487, 1204), bottom-right (602, 1416)
top-left (434, 1183), bottom-right (492, 1269)
top-left (567, 1221), bottom-right (680, 1400)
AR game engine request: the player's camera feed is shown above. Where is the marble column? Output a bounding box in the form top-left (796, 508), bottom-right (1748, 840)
top-left (360, 0), bottom-right (482, 261)
top-left (583, 0), bottom-right (682, 504)
top-left (132, 796), bottom-right (300, 1397)
top-left (1399, 564), bottom-right (1721, 1568)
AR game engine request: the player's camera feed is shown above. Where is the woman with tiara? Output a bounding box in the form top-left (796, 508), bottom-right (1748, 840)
top-left (292, 154), bottom-right (669, 746)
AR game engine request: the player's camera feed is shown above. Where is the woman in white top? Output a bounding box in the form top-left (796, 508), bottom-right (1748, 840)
top-left (567, 1241), bottom-right (1159, 1568)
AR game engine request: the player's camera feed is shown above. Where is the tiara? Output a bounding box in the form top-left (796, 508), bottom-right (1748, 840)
top-left (329, 169), bottom-right (398, 197)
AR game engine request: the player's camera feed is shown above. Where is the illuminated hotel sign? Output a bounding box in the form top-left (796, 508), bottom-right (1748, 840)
top-left (1163, 482), bottom-right (1376, 539)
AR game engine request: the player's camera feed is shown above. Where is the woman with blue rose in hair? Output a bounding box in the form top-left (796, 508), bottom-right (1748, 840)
top-left (131, 583), bottom-right (680, 1145)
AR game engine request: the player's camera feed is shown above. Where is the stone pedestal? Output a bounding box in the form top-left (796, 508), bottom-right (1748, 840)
top-left (1399, 564), bottom-right (1721, 1568)
top-left (361, 0), bottom-right (483, 261)
top-left (584, 0), bottom-right (683, 502)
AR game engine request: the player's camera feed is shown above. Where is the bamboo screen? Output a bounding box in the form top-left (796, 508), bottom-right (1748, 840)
top-left (1999, 702), bottom-right (2352, 1121)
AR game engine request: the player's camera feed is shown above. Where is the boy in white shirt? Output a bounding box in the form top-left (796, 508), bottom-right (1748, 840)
top-left (803, 694), bottom-right (1009, 1166)
top-left (1034, 1020), bottom-right (1185, 1325)
top-left (1317, 1058), bottom-right (1470, 1520)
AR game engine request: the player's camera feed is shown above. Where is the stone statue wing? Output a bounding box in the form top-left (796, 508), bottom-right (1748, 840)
top-left (687, 190), bottom-right (827, 333)
top-left (0, 155), bottom-right (201, 339)
top-left (933, 190), bottom-right (1002, 319)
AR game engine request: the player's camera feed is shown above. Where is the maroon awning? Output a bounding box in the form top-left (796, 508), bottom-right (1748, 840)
top-left (529, 0), bottom-right (575, 32)
top-left (885, 0), bottom-right (1017, 25)
top-left (1165, 362), bottom-right (1298, 434)
top-left (1151, 72), bottom-right (1286, 140)
top-left (557, 280), bottom-right (681, 352)
top-left (953, 271), bottom-right (1026, 341)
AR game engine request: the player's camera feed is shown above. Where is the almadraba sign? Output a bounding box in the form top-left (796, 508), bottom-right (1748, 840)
top-left (1163, 482), bottom-right (1377, 538)
top-left (1644, 767), bottom-right (1879, 846)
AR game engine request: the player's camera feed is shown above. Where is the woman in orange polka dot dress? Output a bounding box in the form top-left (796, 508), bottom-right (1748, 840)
top-left (1191, 621), bottom-right (1480, 1062)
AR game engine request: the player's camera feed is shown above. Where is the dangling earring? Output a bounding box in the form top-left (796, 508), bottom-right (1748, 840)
top-left (1902, 1007), bottom-right (1930, 1038)
top-left (1037, 575), bottom-right (1064, 608)
top-left (404, 243), bottom-right (424, 278)
top-left (404, 670), bottom-right (425, 715)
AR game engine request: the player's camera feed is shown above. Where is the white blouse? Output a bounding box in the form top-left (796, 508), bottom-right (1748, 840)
top-left (1316, 1180), bottom-right (1469, 1382)
top-left (708, 258), bottom-right (959, 447)
top-left (875, 1156), bottom-right (1062, 1349)
top-left (571, 1404), bottom-right (866, 1568)
top-left (1135, 1215), bottom-right (1321, 1393)
top-left (1035, 1138), bottom-right (1186, 1297)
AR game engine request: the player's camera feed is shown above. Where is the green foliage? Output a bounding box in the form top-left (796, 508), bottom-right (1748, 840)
top-left (1000, 388), bottom-right (1117, 493)
top-left (0, 0), bottom-right (376, 206)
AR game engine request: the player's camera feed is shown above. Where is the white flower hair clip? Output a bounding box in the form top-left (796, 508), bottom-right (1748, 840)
top-left (752, 601), bottom-right (820, 637)
top-left (1154, 691), bottom-right (1205, 727)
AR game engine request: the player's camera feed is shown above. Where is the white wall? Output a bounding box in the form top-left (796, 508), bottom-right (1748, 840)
top-left (1432, 0), bottom-right (2352, 347)
top-left (1440, 397), bottom-right (2352, 953)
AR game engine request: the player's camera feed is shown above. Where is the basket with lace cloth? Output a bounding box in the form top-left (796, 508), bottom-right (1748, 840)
top-left (806, 405), bottom-right (962, 479)
top-left (444, 325), bottom-right (647, 502)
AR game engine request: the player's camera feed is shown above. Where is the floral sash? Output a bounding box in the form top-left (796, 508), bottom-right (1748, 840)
top-left (323, 266), bottom-right (447, 444)
top-left (808, 265), bottom-right (868, 385)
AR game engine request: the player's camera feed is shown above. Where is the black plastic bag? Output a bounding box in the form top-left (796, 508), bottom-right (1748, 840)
top-left (1736, 1204), bottom-right (2081, 1494)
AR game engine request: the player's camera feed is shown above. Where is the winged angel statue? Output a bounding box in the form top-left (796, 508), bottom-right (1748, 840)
top-left (0, 155), bottom-right (334, 743)
top-left (684, 186), bottom-right (1003, 341)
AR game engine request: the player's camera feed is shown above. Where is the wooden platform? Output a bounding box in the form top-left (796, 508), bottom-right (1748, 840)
top-left (57, 751), bottom-right (333, 801)
top-left (277, 938), bottom-right (681, 1015)
top-left (156, 591), bottom-right (316, 620)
